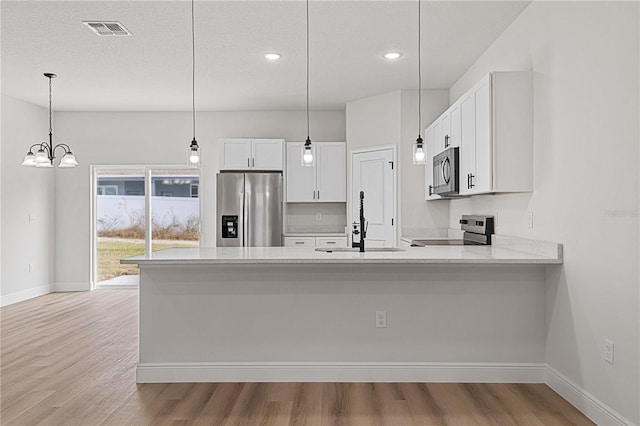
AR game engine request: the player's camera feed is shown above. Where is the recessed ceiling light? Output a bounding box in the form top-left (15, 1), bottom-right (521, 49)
top-left (383, 52), bottom-right (402, 60)
top-left (263, 53), bottom-right (282, 61)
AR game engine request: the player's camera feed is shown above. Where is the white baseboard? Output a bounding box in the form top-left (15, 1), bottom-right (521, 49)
top-left (52, 281), bottom-right (90, 292)
top-left (136, 362), bottom-right (545, 384)
top-left (545, 365), bottom-right (636, 426)
top-left (0, 284), bottom-right (51, 307)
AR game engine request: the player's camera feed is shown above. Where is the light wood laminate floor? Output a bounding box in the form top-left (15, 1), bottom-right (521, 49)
top-left (1, 290), bottom-right (594, 425)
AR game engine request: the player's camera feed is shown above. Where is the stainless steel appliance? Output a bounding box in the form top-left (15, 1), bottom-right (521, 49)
top-left (431, 146), bottom-right (459, 196)
top-left (410, 214), bottom-right (495, 246)
top-left (216, 172), bottom-right (283, 247)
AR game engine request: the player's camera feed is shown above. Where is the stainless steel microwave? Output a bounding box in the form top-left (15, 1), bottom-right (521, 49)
top-left (432, 147), bottom-right (459, 196)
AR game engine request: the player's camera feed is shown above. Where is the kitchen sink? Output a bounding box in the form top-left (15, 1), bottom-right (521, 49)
top-left (315, 247), bottom-right (405, 253)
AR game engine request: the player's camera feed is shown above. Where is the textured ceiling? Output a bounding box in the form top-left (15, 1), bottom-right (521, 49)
top-left (1, 1), bottom-right (530, 111)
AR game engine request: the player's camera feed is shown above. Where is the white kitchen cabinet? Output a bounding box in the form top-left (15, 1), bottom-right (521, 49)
top-left (460, 72), bottom-right (532, 195)
top-left (284, 235), bottom-right (348, 249)
top-left (427, 71), bottom-right (532, 199)
top-left (219, 138), bottom-right (283, 171)
top-left (286, 142), bottom-right (346, 203)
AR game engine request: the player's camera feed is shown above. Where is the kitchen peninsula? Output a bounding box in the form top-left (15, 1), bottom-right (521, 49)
top-left (123, 237), bottom-right (562, 384)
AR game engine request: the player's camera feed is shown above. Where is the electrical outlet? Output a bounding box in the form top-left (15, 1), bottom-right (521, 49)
top-left (375, 311), bottom-right (387, 328)
top-left (315, 213), bottom-right (322, 221)
top-left (528, 211), bottom-right (534, 229)
top-left (604, 339), bottom-right (614, 365)
top-left (28, 213), bottom-right (36, 223)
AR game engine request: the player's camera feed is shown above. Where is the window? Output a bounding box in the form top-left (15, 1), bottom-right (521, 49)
top-left (97, 185), bottom-right (118, 195)
top-left (191, 184), bottom-right (199, 198)
top-left (160, 191), bottom-right (173, 197)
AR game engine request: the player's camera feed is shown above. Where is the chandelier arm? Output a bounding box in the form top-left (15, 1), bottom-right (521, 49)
top-left (54, 143), bottom-right (72, 152)
top-left (52, 144), bottom-right (71, 156)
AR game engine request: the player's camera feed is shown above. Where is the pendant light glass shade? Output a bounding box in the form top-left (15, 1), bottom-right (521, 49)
top-left (302, 139), bottom-right (314, 166)
top-left (413, 137), bottom-right (426, 165)
top-left (21, 152), bottom-right (36, 166)
top-left (188, 139), bottom-right (200, 167)
top-left (35, 149), bottom-right (49, 165)
top-left (59, 151), bottom-right (79, 168)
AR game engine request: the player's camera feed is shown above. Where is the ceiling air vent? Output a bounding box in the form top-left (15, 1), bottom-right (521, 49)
top-left (83, 21), bottom-right (132, 36)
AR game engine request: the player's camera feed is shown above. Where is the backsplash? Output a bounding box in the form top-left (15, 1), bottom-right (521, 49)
top-left (285, 203), bottom-right (347, 234)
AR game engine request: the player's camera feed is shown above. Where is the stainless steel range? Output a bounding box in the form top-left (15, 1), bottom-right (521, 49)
top-left (411, 214), bottom-right (495, 246)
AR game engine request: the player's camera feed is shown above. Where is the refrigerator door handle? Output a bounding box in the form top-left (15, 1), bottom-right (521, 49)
top-left (243, 190), bottom-right (250, 247)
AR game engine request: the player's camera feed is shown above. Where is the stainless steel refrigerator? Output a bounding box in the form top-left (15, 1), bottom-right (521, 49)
top-left (216, 172), bottom-right (283, 247)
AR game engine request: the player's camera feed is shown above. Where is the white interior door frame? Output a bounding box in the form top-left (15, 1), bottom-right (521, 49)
top-left (89, 164), bottom-right (204, 290)
top-left (348, 144), bottom-right (398, 246)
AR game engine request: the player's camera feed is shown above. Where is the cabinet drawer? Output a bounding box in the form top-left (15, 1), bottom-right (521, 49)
top-left (315, 236), bottom-right (347, 248)
top-left (284, 237), bottom-right (315, 248)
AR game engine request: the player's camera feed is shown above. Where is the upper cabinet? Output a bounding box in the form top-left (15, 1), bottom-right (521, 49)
top-left (426, 71), bottom-right (533, 199)
top-left (286, 142), bottom-right (346, 203)
top-left (219, 138), bottom-right (284, 171)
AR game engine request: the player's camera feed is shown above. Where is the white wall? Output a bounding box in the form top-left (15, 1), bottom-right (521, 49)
top-left (1, 95), bottom-right (55, 305)
top-left (399, 90), bottom-right (450, 235)
top-left (447, 2), bottom-right (639, 422)
top-left (345, 89), bottom-right (450, 239)
top-left (53, 110), bottom-right (345, 289)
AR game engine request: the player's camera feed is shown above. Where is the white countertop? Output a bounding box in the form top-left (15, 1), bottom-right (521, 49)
top-left (122, 243), bottom-right (562, 266)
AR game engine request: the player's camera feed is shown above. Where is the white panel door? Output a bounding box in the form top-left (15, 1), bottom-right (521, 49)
top-left (220, 139), bottom-right (251, 170)
top-left (316, 143), bottom-right (346, 202)
top-left (351, 148), bottom-right (395, 247)
top-left (286, 143), bottom-right (316, 202)
top-left (252, 139), bottom-right (283, 170)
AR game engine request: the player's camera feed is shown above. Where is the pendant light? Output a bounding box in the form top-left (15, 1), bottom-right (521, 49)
top-left (413, 0), bottom-right (426, 165)
top-left (187, 0), bottom-right (200, 167)
top-left (302, 0), bottom-right (314, 167)
top-left (21, 73), bottom-right (78, 168)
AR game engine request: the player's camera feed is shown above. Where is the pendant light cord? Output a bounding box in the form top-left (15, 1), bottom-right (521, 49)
top-left (191, 0), bottom-right (196, 141)
top-left (306, 0), bottom-right (310, 141)
top-left (417, 0), bottom-right (422, 138)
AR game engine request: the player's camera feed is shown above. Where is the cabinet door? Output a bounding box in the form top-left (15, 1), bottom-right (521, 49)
top-left (316, 143), bottom-right (346, 202)
top-left (425, 127), bottom-right (440, 200)
top-left (473, 77), bottom-right (493, 193)
top-left (432, 119), bottom-right (443, 154)
top-left (286, 143), bottom-right (316, 202)
top-left (220, 139), bottom-right (251, 170)
top-left (459, 92), bottom-right (476, 196)
top-left (449, 103), bottom-right (461, 148)
top-left (441, 112), bottom-right (451, 150)
top-left (252, 139), bottom-right (283, 171)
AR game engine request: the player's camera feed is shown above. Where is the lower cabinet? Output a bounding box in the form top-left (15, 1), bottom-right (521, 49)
top-left (284, 236), bottom-right (348, 249)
